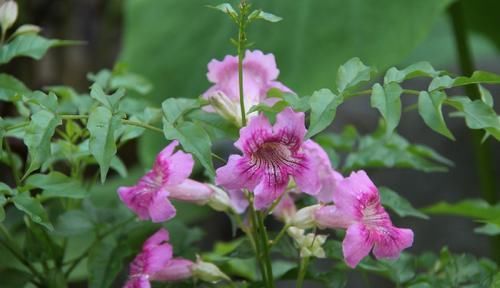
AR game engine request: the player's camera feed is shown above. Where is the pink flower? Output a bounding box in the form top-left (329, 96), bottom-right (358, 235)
top-left (118, 141), bottom-right (212, 222)
top-left (273, 193), bottom-right (297, 223)
top-left (314, 170), bottom-right (413, 268)
top-left (302, 140), bottom-right (343, 203)
top-left (215, 108), bottom-right (320, 210)
top-left (203, 50), bottom-right (293, 125)
top-left (123, 229), bottom-right (194, 287)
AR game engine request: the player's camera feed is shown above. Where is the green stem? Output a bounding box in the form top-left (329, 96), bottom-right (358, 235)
top-left (269, 223), bottom-right (290, 248)
top-left (449, 0), bottom-right (499, 262)
top-left (257, 211), bottom-right (275, 288)
top-left (237, 1), bottom-right (248, 126)
top-left (122, 119), bottom-right (164, 134)
top-left (296, 256), bottom-right (309, 288)
top-left (3, 138), bottom-right (20, 186)
top-left (248, 199), bottom-right (269, 285)
top-left (344, 88), bottom-right (420, 100)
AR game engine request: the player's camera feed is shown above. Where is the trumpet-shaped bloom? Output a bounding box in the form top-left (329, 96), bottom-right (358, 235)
top-left (215, 108), bottom-right (320, 209)
top-left (203, 50), bottom-right (292, 125)
top-left (314, 170), bottom-right (413, 268)
top-left (124, 229), bottom-right (194, 288)
top-left (118, 141), bottom-right (212, 222)
top-left (302, 140), bottom-right (343, 203)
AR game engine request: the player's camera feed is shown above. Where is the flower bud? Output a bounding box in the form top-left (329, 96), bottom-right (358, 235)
top-left (287, 227), bottom-right (327, 259)
top-left (0, 0), bottom-right (17, 32)
top-left (206, 184), bottom-right (232, 212)
top-left (207, 91), bottom-right (242, 127)
top-left (290, 204), bottom-right (321, 229)
top-left (192, 255), bottom-right (230, 283)
top-left (12, 24), bottom-right (41, 37)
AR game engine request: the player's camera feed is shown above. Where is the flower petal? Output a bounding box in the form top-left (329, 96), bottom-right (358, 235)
top-left (372, 227), bottom-right (414, 260)
top-left (156, 142), bottom-right (194, 186)
top-left (235, 113), bottom-right (273, 153)
top-left (148, 189), bottom-right (176, 222)
top-left (253, 175), bottom-right (288, 210)
top-left (215, 155), bottom-right (262, 191)
top-left (292, 154), bottom-right (320, 196)
top-left (144, 244), bottom-right (174, 274)
top-left (151, 258), bottom-right (194, 281)
top-left (273, 108), bottom-right (306, 151)
top-left (314, 205), bottom-right (355, 229)
top-left (342, 223), bottom-right (374, 268)
top-left (123, 275), bottom-right (150, 288)
top-left (227, 189), bottom-right (249, 213)
top-left (243, 50), bottom-right (279, 82)
top-left (207, 54), bottom-right (238, 83)
top-left (168, 179), bottom-right (213, 204)
top-left (117, 182), bottom-right (156, 220)
top-left (143, 228), bottom-right (169, 249)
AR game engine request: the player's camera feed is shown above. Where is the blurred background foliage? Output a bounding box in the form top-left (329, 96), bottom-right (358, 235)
top-left (2, 0), bottom-right (500, 286)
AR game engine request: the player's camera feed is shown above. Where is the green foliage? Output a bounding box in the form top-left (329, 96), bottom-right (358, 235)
top-left (25, 172), bottom-right (88, 199)
top-left (384, 61), bottom-right (440, 84)
top-left (12, 193), bottom-right (52, 230)
top-left (336, 57), bottom-right (375, 93)
top-left (379, 187), bottom-right (429, 219)
top-left (0, 74), bottom-right (31, 101)
top-left (418, 91), bottom-right (454, 140)
top-left (307, 89), bottom-right (342, 138)
top-left (370, 83), bottom-right (403, 135)
top-left (87, 238), bottom-right (131, 288)
top-left (0, 35), bottom-right (74, 64)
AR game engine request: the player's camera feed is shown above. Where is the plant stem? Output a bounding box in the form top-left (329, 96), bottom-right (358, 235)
top-left (237, 1), bottom-right (248, 126)
top-left (449, 0), bottom-right (500, 262)
top-left (269, 223), bottom-right (290, 248)
top-left (257, 211), bottom-right (275, 288)
top-left (247, 199), bottom-right (269, 285)
top-left (296, 256), bottom-right (309, 288)
top-left (3, 138), bottom-right (20, 186)
top-left (122, 119), bottom-right (164, 134)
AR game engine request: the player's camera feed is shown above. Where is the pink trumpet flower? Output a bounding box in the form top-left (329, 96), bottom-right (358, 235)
top-left (118, 141), bottom-right (212, 222)
top-left (123, 229), bottom-right (194, 288)
top-left (215, 108), bottom-right (320, 209)
top-left (315, 170), bottom-right (413, 268)
top-left (203, 50), bottom-right (293, 125)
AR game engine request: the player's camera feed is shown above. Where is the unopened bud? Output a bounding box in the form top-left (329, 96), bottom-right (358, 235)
top-left (0, 0), bottom-right (17, 32)
top-left (192, 255), bottom-right (230, 283)
top-left (12, 24), bottom-right (41, 37)
top-left (207, 91), bottom-right (242, 127)
top-left (290, 204), bottom-right (321, 229)
top-left (207, 184), bottom-right (232, 212)
top-left (287, 227), bottom-right (327, 259)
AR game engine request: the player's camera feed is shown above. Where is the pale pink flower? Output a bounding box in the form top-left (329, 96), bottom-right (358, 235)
top-left (315, 170), bottom-right (414, 268)
top-left (215, 108), bottom-right (320, 209)
top-left (123, 229), bottom-right (194, 287)
top-left (203, 50), bottom-right (293, 125)
top-left (302, 140), bottom-right (343, 203)
top-left (118, 141), bottom-right (212, 222)
top-left (273, 193), bottom-right (297, 223)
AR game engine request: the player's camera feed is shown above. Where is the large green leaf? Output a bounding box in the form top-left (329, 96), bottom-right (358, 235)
top-left (23, 110), bottom-right (61, 175)
top-left (336, 57), bottom-right (375, 93)
top-left (122, 0), bottom-right (453, 163)
top-left (422, 199), bottom-right (500, 220)
top-left (12, 193), bottom-right (53, 230)
top-left (384, 62), bottom-right (440, 84)
top-left (417, 91), bottom-right (454, 140)
top-left (0, 35), bottom-right (72, 65)
top-left (0, 74), bottom-right (31, 102)
top-left (87, 238), bottom-right (131, 288)
top-left (87, 107), bottom-right (122, 182)
top-left (307, 88), bottom-right (342, 138)
top-left (379, 187), bottom-right (429, 219)
top-left (370, 83), bottom-right (403, 135)
top-left (25, 172), bottom-right (88, 199)
top-left (447, 97), bottom-right (500, 140)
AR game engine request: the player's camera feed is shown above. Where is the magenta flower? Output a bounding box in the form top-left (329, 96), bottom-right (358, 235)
top-left (314, 170), bottom-right (414, 268)
top-left (118, 141), bottom-right (212, 222)
top-left (215, 108), bottom-right (320, 209)
top-left (302, 140), bottom-right (343, 203)
top-left (203, 50), bottom-right (292, 125)
top-left (123, 229), bottom-right (194, 287)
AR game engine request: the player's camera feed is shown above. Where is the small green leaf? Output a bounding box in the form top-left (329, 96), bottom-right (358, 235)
top-left (418, 91), bottom-right (454, 140)
top-left (282, 93), bottom-right (310, 112)
top-left (0, 35), bottom-right (74, 64)
top-left (474, 222), bottom-right (500, 236)
top-left (479, 85), bottom-right (494, 107)
top-left (209, 3), bottom-right (237, 17)
top-left (26, 91), bottom-right (58, 112)
top-left (428, 75), bottom-right (454, 91)
top-left (336, 58), bottom-right (374, 93)
top-left (90, 83), bottom-right (125, 111)
top-left (110, 72), bottom-right (152, 95)
top-left (307, 89), bottom-right (343, 138)
top-left (422, 199), bottom-right (500, 220)
top-left (379, 187), bottom-right (429, 219)
top-left (370, 83), bottom-right (403, 135)
top-left (453, 71), bottom-right (500, 87)
top-left (447, 97), bottom-right (500, 140)
top-left (0, 73), bottom-right (31, 101)
top-left (0, 195), bottom-right (5, 222)
top-left (162, 98), bottom-right (202, 124)
top-left (87, 106), bottom-right (121, 182)
top-left (55, 210), bottom-right (94, 236)
top-left (23, 110), bottom-right (61, 175)
top-left (12, 193), bottom-right (53, 230)
top-left (88, 238), bottom-right (131, 288)
top-left (25, 172), bottom-right (88, 199)
top-left (384, 62), bottom-right (439, 84)
top-left (163, 121), bottom-right (214, 177)
top-left (248, 10), bottom-right (282, 22)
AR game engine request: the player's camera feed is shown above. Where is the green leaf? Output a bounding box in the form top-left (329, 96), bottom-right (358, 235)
top-left (209, 3), bottom-right (237, 17)
top-left (422, 199), bottom-right (500, 220)
top-left (23, 220), bottom-right (63, 262)
top-left (55, 210), bottom-right (95, 236)
top-left (0, 269), bottom-right (32, 287)
top-left (474, 222), bottom-right (500, 236)
top-left (109, 72), bottom-right (152, 95)
top-left (307, 89), bottom-right (343, 138)
top-left (163, 121), bottom-right (214, 177)
top-left (0, 195), bottom-right (5, 222)
top-left (428, 75), bottom-right (454, 91)
top-left (370, 83), bottom-right (403, 135)
top-left (453, 71), bottom-right (500, 87)
top-left (282, 93), bottom-right (310, 112)
top-left (0, 35), bottom-right (72, 64)
top-left (162, 98), bottom-right (202, 124)
top-left (336, 57), bottom-right (374, 93)
top-left (448, 97), bottom-right (500, 140)
top-left (417, 91), bottom-right (455, 140)
top-left (249, 10), bottom-right (282, 22)
top-left (479, 85), bottom-right (494, 107)
top-left (384, 62), bottom-right (439, 84)
top-left (0, 73), bottom-right (31, 101)
top-left (87, 106), bottom-right (121, 182)
top-left (379, 187), bottom-right (429, 219)
top-left (25, 172), bottom-right (88, 199)
top-left (88, 238), bottom-right (131, 288)
top-left (90, 83), bottom-right (125, 112)
top-left (314, 125), bottom-right (358, 152)
top-left (12, 193), bottom-right (53, 230)
top-left (23, 110), bottom-right (61, 175)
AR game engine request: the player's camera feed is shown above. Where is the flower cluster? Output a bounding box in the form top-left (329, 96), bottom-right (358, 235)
top-left (117, 50), bottom-right (414, 287)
